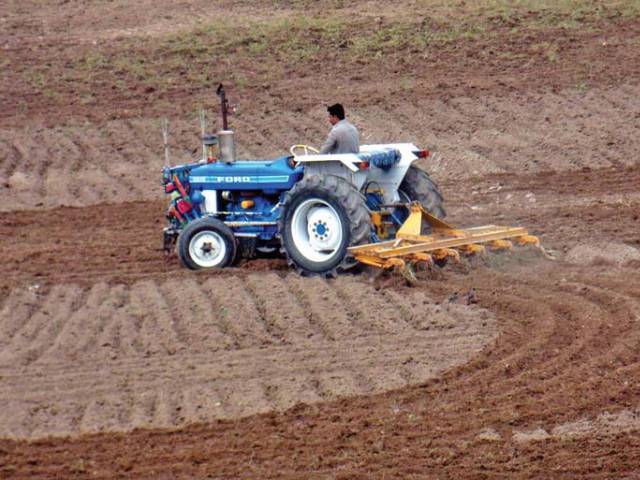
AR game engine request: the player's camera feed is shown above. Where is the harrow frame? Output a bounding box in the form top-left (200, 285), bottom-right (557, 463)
top-left (349, 202), bottom-right (540, 275)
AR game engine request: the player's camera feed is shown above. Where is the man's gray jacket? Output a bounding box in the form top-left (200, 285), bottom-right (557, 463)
top-left (320, 119), bottom-right (360, 154)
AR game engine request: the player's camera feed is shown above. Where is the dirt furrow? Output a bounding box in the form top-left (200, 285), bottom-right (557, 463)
top-left (0, 323), bottom-right (493, 439)
top-left (0, 287), bottom-right (42, 351)
top-left (0, 132), bottom-right (21, 190)
top-left (127, 280), bottom-right (179, 354)
top-left (65, 127), bottom-right (129, 204)
top-left (23, 285), bottom-right (84, 366)
top-left (245, 273), bottom-right (319, 344)
top-left (0, 285), bottom-right (70, 366)
top-left (199, 277), bottom-right (252, 349)
top-left (0, 83), bottom-right (638, 212)
top-left (4, 134), bottom-right (44, 208)
top-left (49, 128), bottom-right (89, 201)
top-left (216, 276), bottom-right (278, 348)
top-left (0, 328), bottom-right (498, 391)
top-left (287, 275), bottom-right (360, 340)
top-left (160, 277), bottom-right (231, 350)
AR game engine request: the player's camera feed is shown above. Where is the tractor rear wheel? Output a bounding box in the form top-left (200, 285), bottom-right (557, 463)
top-left (177, 217), bottom-right (237, 270)
top-left (278, 175), bottom-right (371, 277)
top-left (399, 164), bottom-right (446, 218)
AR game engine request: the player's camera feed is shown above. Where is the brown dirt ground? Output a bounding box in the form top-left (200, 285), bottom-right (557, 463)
top-left (1, 1), bottom-right (640, 478)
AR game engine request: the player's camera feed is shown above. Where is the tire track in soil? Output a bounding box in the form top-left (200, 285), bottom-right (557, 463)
top-left (261, 376), bottom-right (324, 413)
top-left (497, 279), bottom-right (640, 422)
top-left (0, 328), bottom-right (494, 399)
top-left (414, 266), bottom-right (640, 434)
top-left (79, 393), bottom-right (131, 435)
top-left (520, 283), bottom-right (634, 378)
top-left (451, 272), bottom-right (639, 416)
top-left (218, 378), bottom-right (273, 419)
top-left (312, 369), bottom-right (371, 400)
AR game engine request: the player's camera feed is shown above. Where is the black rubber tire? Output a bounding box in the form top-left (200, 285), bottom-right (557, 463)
top-left (278, 175), bottom-right (371, 277)
top-left (177, 217), bottom-right (237, 270)
top-left (399, 164), bottom-right (446, 218)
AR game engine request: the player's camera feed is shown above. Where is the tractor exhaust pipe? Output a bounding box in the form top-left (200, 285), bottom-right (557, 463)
top-left (216, 84), bottom-right (236, 163)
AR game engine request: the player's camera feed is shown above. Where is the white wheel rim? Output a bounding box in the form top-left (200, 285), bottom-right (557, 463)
top-left (189, 231), bottom-right (227, 268)
top-left (291, 199), bottom-right (343, 263)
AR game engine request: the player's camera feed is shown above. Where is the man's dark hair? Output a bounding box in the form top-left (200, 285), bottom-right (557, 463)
top-left (327, 103), bottom-right (345, 120)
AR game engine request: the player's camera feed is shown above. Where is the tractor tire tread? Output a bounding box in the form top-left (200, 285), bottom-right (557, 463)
top-left (400, 164), bottom-right (446, 218)
top-left (278, 174), bottom-right (371, 277)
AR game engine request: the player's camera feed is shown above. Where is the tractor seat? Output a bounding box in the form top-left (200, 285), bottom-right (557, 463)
top-left (357, 148), bottom-right (401, 170)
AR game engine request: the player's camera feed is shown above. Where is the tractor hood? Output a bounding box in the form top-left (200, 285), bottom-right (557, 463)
top-left (188, 156), bottom-right (303, 191)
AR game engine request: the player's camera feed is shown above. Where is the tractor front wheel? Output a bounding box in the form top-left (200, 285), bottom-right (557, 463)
top-left (177, 217), bottom-right (237, 270)
top-left (279, 175), bottom-right (371, 277)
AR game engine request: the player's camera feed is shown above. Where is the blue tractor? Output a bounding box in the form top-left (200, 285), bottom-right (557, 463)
top-left (162, 89), bottom-right (445, 276)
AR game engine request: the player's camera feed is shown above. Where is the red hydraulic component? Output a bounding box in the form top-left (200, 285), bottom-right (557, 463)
top-left (176, 199), bottom-right (192, 215)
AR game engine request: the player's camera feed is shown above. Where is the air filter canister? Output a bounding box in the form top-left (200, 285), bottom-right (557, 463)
top-left (217, 130), bottom-right (236, 163)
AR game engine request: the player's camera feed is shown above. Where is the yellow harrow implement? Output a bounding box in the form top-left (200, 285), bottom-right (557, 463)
top-left (349, 202), bottom-right (541, 280)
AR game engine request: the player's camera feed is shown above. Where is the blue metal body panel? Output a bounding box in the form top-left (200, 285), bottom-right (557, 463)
top-left (164, 156), bottom-right (302, 242)
top-left (188, 156), bottom-right (303, 191)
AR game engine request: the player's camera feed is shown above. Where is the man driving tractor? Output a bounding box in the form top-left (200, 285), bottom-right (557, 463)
top-left (320, 103), bottom-right (360, 154)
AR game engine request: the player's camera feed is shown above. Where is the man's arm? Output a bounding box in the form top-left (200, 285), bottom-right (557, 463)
top-left (320, 128), bottom-right (337, 154)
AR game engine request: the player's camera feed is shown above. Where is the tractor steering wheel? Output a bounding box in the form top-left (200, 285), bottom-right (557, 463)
top-left (290, 144), bottom-right (319, 157)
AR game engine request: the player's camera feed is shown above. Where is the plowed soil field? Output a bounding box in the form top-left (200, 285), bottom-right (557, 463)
top-left (1, 1), bottom-right (640, 478)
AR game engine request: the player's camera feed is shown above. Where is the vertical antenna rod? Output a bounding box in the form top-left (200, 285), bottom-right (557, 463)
top-left (162, 118), bottom-right (170, 166)
top-left (199, 109), bottom-right (207, 162)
